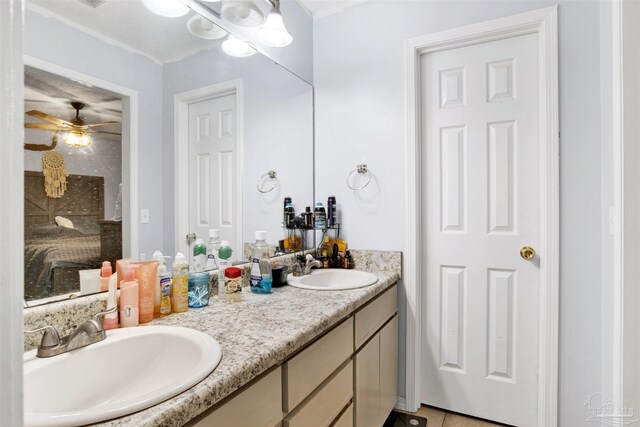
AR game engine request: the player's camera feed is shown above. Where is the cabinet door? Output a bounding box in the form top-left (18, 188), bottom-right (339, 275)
top-left (379, 316), bottom-right (398, 422)
top-left (189, 368), bottom-right (282, 427)
top-left (355, 334), bottom-right (380, 427)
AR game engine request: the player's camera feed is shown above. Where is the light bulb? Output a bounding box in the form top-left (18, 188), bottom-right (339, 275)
top-left (64, 130), bottom-right (92, 147)
top-left (141, 0), bottom-right (189, 18)
top-left (222, 35), bottom-right (256, 57)
top-left (257, 9), bottom-right (292, 47)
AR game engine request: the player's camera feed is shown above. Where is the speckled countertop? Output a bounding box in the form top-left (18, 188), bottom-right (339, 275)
top-left (93, 269), bottom-right (399, 427)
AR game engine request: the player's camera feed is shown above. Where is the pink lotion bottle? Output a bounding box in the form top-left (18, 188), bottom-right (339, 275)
top-left (119, 267), bottom-right (139, 327)
top-left (100, 261), bottom-right (112, 292)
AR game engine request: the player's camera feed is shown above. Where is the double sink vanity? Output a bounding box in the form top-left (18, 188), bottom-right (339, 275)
top-left (23, 251), bottom-right (401, 426)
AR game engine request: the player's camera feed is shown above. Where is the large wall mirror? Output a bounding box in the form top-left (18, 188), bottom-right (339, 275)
top-left (23, 0), bottom-right (314, 307)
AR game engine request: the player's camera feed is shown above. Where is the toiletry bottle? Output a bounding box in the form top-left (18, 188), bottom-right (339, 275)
top-left (100, 261), bottom-right (112, 292)
top-left (224, 266), bottom-right (242, 303)
top-left (120, 266), bottom-right (139, 327)
top-left (218, 241), bottom-right (233, 297)
top-left (132, 260), bottom-right (158, 323)
top-left (172, 252), bottom-right (189, 313)
top-left (283, 196), bottom-right (292, 225)
top-left (103, 271), bottom-right (119, 330)
top-left (152, 251), bottom-right (172, 317)
top-left (304, 206), bottom-right (313, 228)
top-left (192, 238), bottom-right (207, 272)
top-left (188, 272), bottom-right (210, 308)
top-left (206, 229), bottom-right (221, 271)
top-left (250, 231), bottom-right (272, 294)
top-left (327, 196), bottom-right (337, 226)
top-left (284, 203), bottom-right (295, 228)
top-left (314, 202), bottom-right (327, 228)
top-left (319, 236), bottom-right (332, 257)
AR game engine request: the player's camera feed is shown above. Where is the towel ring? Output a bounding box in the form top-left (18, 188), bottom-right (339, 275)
top-left (347, 164), bottom-right (371, 190)
top-left (257, 170), bottom-right (278, 193)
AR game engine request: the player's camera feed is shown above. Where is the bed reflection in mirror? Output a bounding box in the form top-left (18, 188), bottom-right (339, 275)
top-left (24, 66), bottom-right (123, 303)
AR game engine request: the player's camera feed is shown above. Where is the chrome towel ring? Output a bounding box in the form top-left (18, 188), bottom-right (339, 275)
top-left (347, 164), bottom-right (371, 190)
top-left (257, 170), bottom-right (278, 193)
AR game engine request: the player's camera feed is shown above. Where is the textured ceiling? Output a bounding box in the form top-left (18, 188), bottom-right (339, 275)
top-left (25, 65), bottom-right (122, 145)
top-left (27, 0), bottom-right (224, 64)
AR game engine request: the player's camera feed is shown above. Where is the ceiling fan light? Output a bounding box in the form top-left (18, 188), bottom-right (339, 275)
top-left (257, 10), bottom-right (292, 47)
top-left (141, 0), bottom-right (190, 18)
top-left (64, 130), bottom-right (92, 148)
top-left (221, 35), bottom-right (256, 57)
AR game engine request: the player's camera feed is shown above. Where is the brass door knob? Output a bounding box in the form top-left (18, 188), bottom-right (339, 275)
top-left (520, 246), bottom-right (536, 260)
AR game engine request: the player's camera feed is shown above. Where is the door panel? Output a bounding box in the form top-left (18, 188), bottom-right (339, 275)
top-left (421, 33), bottom-right (539, 426)
top-left (188, 94), bottom-right (237, 258)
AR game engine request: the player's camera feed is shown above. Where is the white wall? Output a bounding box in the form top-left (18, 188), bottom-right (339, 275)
top-left (162, 47), bottom-right (314, 256)
top-left (24, 134), bottom-right (122, 220)
top-left (25, 9), bottom-right (165, 255)
top-left (313, 1), bottom-right (610, 425)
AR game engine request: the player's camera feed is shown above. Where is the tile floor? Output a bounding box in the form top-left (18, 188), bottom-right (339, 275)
top-left (405, 405), bottom-right (508, 427)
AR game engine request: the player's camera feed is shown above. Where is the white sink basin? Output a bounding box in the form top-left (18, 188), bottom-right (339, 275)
top-left (24, 325), bottom-right (222, 427)
top-left (287, 269), bottom-right (379, 290)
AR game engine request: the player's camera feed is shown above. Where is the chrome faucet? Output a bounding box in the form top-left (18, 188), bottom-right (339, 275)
top-left (292, 254), bottom-right (323, 277)
top-left (25, 306), bottom-right (116, 358)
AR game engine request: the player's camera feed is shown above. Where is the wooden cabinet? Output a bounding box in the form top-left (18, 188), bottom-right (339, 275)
top-left (188, 368), bottom-right (282, 427)
top-left (99, 220), bottom-right (122, 267)
top-left (354, 315), bottom-right (398, 427)
top-left (284, 318), bottom-right (353, 411)
top-left (188, 284), bottom-right (397, 427)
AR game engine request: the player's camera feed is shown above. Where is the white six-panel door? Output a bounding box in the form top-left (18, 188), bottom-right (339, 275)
top-left (421, 33), bottom-right (540, 426)
top-left (188, 94), bottom-right (237, 254)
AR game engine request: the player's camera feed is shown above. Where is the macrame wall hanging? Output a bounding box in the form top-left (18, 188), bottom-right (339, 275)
top-left (42, 151), bottom-right (69, 198)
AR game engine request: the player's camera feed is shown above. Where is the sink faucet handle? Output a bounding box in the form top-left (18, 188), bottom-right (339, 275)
top-left (24, 325), bottom-right (61, 349)
top-left (92, 305), bottom-right (117, 328)
top-left (305, 254), bottom-right (315, 261)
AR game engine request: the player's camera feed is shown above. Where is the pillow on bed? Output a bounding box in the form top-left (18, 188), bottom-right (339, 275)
top-left (55, 216), bottom-right (74, 229)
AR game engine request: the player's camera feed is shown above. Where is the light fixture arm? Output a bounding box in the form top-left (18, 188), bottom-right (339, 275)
top-left (264, 0), bottom-right (279, 10)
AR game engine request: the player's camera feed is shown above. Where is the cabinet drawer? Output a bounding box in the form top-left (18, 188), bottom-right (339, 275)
top-left (284, 361), bottom-right (353, 427)
top-left (189, 368), bottom-right (282, 427)
top-left (333, 403), bottom-right (353, 427)
top-left (284, 317), bottom-right (353, 412)
top-left (354, 285), bottom-right (397, 349)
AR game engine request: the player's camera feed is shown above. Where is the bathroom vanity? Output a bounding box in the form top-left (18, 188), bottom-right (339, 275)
top-left (187, 282), bottom-right (397, 427)
top-left (22, 250), bottom-right (401, 427)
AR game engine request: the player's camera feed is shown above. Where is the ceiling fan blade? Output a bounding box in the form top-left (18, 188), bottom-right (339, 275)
top-left (25, 110), bottom-right (74, 127)
top-left (89, 130), bottom-right (122, 136)
top-left (82, 121), bottom-right (121, 128)
top-left (25, 123), bottom-right (70, 130)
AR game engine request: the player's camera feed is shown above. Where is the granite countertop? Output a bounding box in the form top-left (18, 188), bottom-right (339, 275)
top-left (96, 270), bottom-right (399, 427)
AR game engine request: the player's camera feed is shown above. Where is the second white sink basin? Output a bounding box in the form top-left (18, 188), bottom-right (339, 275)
top-left (24, 325), bottom-right (222, 427)
top-left (288, 269), bottom-right (379, 290)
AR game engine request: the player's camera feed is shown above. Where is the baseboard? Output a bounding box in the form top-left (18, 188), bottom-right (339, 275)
top-left (395, 396), bottom-right (408, 411)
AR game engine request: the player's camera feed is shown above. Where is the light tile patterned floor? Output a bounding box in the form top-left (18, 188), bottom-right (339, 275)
top-left (408, 405), bottom-right (508, 427)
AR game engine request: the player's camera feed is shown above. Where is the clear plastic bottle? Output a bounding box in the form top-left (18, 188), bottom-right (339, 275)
top-left (206, 229), bottom-right (221, 271)
top-left (250, 231), bottom-right (272, 294)
top-left (172, 252), bottom-right (189, 313)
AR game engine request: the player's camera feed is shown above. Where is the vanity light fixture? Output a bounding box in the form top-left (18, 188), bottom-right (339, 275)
top-left (257, 0), bottom-right (292, 47)
top-left (141, 0), bottom-right (190, 18)
top-left (222, 35), bottom-right (256, 57)
top-left (186, 15), bottom-right (228, 39)
top-left (63, 130), bottom-right (92, 148)
top-left (221, 0), bottom-right (265, 27)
